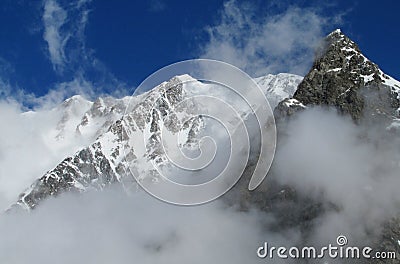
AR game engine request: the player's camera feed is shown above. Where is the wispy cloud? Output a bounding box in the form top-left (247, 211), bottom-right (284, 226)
top-left (200, 0), bottom-right (342, 77)
top-left (273, 107), bottom-right (400, 245)
top-left (42, 0), bottom-right (69, 72)
top-left (35, 0), bottom-right (130, 105)
top-left (42, 0), bottom-right (93, 75)
top-left (148, 0), bottom-right (166, 12)
top-left (0, 187), bottom-right (285, 264)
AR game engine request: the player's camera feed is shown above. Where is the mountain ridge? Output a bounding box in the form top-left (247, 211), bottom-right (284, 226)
top-left (10, 73), bottom-right (301, 210)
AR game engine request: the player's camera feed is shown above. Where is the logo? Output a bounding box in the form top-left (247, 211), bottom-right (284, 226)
top-left (257, 235), bottom-right (397, 260)
top-left (123, 59), bottom-right (276, 205)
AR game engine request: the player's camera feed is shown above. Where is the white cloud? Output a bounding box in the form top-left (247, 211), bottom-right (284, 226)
top-left (0, 90), bottom-right (95, 210)
top-left (1, 74), bottom-right (94, 110)
top-left (31, 77), bottom-right (94, 109)
top-left (40, 0), bottom-right (130, 97)
top-left (0, 187), bottom-right (287, 264)
top-left (273, 107), bottom-right (400, 245)
top-left (0, 65), bottom-right (132, 210)
top-left (42, 0), bottom-right (92, 73)
top-left (0, 58), bottom-right (129, 212)
top-left (42, 0), bottom-right (68, 72)
top-left (201, 0), bottom-right (341, 77)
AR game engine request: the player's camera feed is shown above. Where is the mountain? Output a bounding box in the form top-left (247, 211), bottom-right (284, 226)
top-left (13, 76), bottom-right (194, 209)
top-left (9, 73), bottom-right (300, 210)
top-left (5, 28), bottom-right (400, 263)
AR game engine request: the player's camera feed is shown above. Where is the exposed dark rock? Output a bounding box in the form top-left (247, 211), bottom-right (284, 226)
top-left (276, 29), bottom-right (399, 124)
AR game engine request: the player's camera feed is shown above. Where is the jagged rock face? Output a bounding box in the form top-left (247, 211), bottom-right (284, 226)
top-left (75, 96), bottom-right (135, 139)
top-left (275, 29), bottom-right (400, 124)
top-left (295, 29), bottom-right (380, 118)
top-left (274, 98), bottom-right (306, 120)
top-left (18, 142), bottom-right (119, 209)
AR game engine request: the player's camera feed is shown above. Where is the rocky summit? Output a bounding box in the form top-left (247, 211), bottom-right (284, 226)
top-left (276, 29), bottom-right (400, 126)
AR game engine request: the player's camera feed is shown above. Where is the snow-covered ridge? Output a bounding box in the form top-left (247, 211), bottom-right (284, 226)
top-left (254, 73), bottom-right (303, 109)
top-left (14, 75), bottom-right (211, 209)
top-left (11, 72), bottom-right (302, 210)
top-left (18, 72), bottom-right (301, 148)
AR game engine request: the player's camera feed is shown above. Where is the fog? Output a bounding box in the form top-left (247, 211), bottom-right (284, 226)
top-left (200, 0), bottom-right (342, 77)
top-left (0, 187), bottom-right (275, 264)
top-left (0, 94), bottom-right (95, 210)
top-left (273, 107), bottom-right (400, 246)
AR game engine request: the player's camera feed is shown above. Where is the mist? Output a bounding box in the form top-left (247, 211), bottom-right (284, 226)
top-left (0, 96), bottom-right (94, 210)
top-left (200, 0), bottom-right (342, 77)
top-left (0, 187), bottom-right (274, 264)
top-left (272, 107), bottom-right (400, 247)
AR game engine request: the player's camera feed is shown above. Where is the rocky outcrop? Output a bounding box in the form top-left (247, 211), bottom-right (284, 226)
top-left (275, 29), bottom-right (400, 124)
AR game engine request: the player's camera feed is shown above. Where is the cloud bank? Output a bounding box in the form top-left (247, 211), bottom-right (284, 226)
top-left (0, 94), bottom-right (96, 210)
top-left (0, 188), bottom-right (281, 264)
top-left (272, 107), bottom-right (400, 247)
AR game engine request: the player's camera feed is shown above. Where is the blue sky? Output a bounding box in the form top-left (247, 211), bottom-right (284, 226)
top-left (0, 0), bottom-right (399, 104)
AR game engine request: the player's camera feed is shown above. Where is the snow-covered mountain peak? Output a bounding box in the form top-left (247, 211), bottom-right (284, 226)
top-left (11, 72), bottom-right (299, 210)
top-left (175, 74), bottom-right (197, 83)
top-left (61, 94), bottom-right (91, 108)
top-left (329, 28), bottom-right (342, 35)
top-left (254, 73), bottom-right (303, 109)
